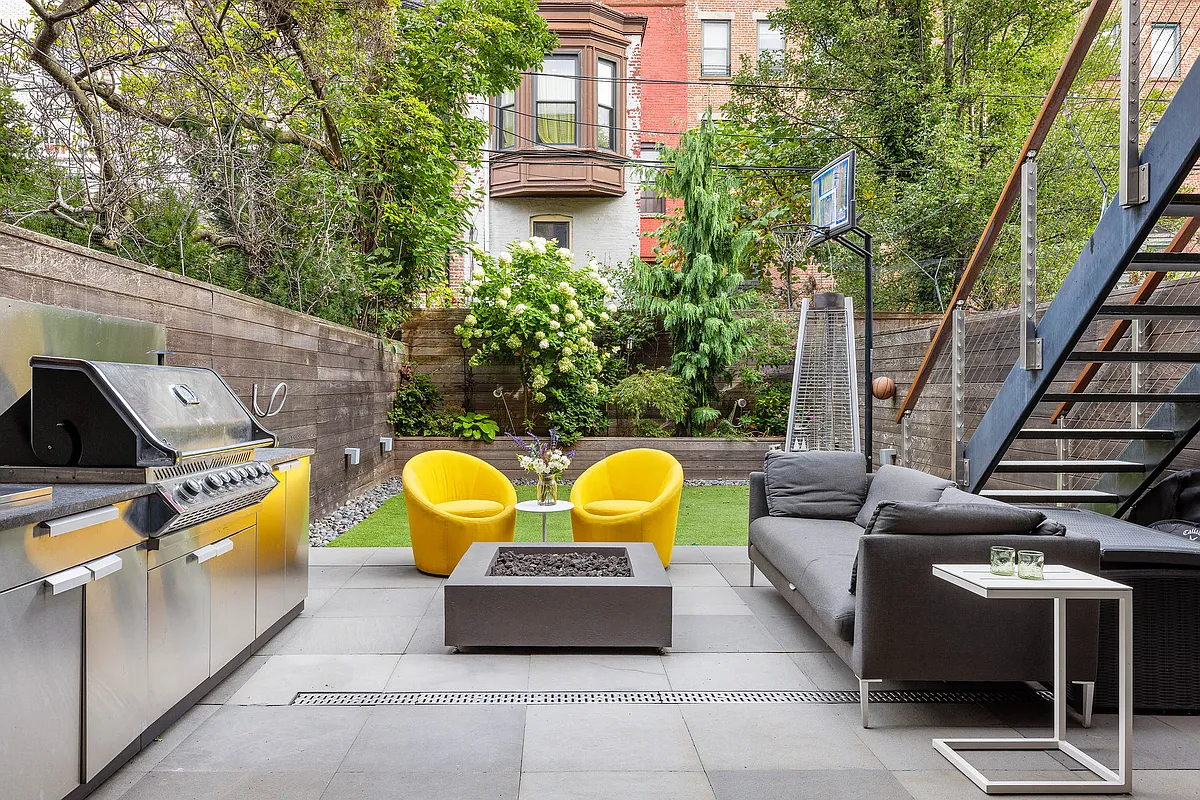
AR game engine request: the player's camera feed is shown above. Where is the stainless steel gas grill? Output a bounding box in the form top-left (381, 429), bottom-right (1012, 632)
top-left (0, 356), bottom-right (279, 536)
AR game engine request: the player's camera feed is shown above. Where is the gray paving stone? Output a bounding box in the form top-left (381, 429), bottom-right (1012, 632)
top-left (343, 565), bottom-right (444, 589)
top-left (229, 654), bottom-right (400, 705)
top-left (404, 615), bottom-right (454, 654)
top-left (1033, 713), bottom-right (1200, 770)
top-left (267, 617), bottom-right (419, 656)
top-left (387, 654), bottom-right (531, 691)
top-left (154, 706), bottom-right (368, 773)
top-left (755, 614), bottom-right (831, 652)
top-left (310, 547), bottom-right (377, 566)
top-left (308, 566), bottom-right (360, 590)
top-left (365, 547), bottom-right (417, 566)
top-left (668, 546), bottom-right (711, 564)
top-left (298, 589), bottom-right (338, 617)
top-left (124, 704), bottom-right (219, 772)
top-left (200, 655), bottom-right (271, 704)
top-left (119, 770), bottom-right (333, 800)
top-left (714, 561), bottom-right (766, 587)
top-left (1130, 769), bottom-right (1200, 799)
top-left (314, 587), bottom-right (436, 618)
top-left (701, 545), bottom-right (749, 563)
top-left (669, 614), bottom-right (784, 653)
top-left (894, 768), bottom-right (1116, 800)
top-left (672, 586), bottom-right (753, 615)
top-left (82, 766), bottom-right (142, 800)
top-left (789, 652), bottom-right (858, 689)
top-left (708, 769), bottom-right (913, 800)
top-left (517, 771), bottom-right (716, 800)
top-left (425, 586), bottom-right (446, 617)
top-left (340, 706), bottom-right (526, 773)
top-left (665, 563), bottom-right (729, 586)
top-left (323, 771), bottom-right (519, 800)
top-left (681, 703), bottom-right (884, 771)
top-left (527, 654), bottom-right (668, 691)
top-left (522, 704), bottom-right (702, 772)
top-left (734, 586), bottom-right (799, 617)
top-left (664, 652), bottom-right (815, 691)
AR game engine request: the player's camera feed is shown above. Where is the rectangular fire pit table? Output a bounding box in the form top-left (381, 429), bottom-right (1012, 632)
top-left (444, 542), bottom-right (672, 649)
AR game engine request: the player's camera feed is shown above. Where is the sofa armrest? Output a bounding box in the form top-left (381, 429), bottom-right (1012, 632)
top-left (853, 532), bottom-right (1100, 683)
top-left (750, 472), bottom-right (768, 525)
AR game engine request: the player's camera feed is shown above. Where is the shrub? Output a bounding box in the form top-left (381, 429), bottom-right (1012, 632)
top-left (453, 411), bottom-right (500, 443)
top-left (457, 237), bottom-right (616, 429)
top-left (388, 366), bottom-right (446, 436)
top-left (609, 368), bottom-right (690, 436)
top-left (742, 377), bottom-right (791, 436)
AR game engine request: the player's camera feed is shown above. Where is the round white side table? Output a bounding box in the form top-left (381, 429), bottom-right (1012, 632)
top-left (515, 499), bottom-right (575, 542)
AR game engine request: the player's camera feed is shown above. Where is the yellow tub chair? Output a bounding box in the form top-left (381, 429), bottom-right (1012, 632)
top-left (569, 448), bottom-right (684, 567)
top-left (403, 450), bottom-right (517, 576)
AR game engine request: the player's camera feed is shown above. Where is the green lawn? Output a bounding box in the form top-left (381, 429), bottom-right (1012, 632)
top-left (327, 484), bottom-right (750, 547)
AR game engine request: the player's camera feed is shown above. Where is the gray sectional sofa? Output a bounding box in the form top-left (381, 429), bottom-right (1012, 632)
top-left (748, 452), bottom-right (1102, 727)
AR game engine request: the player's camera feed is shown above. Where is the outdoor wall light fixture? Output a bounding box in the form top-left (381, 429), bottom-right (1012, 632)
top-left (344, 447), bottom-right (361, 466)
top-left (379, 437), bottom-right (394, 452)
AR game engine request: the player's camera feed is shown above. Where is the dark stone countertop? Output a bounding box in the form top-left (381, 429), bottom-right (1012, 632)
top-left (254, 447), bottom-right (316, 465)
top-left (0, 482), bottom-right (156, 533)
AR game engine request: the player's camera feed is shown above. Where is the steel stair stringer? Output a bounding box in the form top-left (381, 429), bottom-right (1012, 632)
top-left (963, 63), bottom-right (1200, 494)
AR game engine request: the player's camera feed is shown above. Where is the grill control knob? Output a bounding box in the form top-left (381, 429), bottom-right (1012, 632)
top-left (181, 479), bottom-right (202, 498)
top-left (204, 474), bottom-right (222, 491)
top-left (237, 467), bottom-right (252, 480)
top-left (258, 463), bottom-right (272, 477)
top-left (226, 470), bottom-right (241, 484)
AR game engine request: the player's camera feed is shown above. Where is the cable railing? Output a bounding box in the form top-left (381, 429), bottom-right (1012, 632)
top-left (895, 0), bottom-right (1200, 481)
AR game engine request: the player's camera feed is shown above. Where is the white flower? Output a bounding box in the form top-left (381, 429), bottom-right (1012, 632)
top-left (539, 339), bottom-right (550, 349)
top-left (557, 281), bottom-right (571, 293)
top-left (535, 330), bottom-right (546, 339)
top-left (531, 236), bottom-right (548, 254)
top-left (535, 391), bottom-right (546, 403)
top-left (605, 302), bottom-right (618, 313)
top-left (471, 279), bottom-right (482, 288)
top-left (604, 285), bottom-right (616, 297)
top-left (599, 312), bottom-right (610, 322)
top-left (566, 298), bottom-right (579, 311)
top-left (588, 259), bottom-right (602, 272)
top-left (462, 285), bottom-right (474, 297)
top-left (587, 381), bottom-right (599, 394)
top-left (585, 319), bottom-right (596, 330)
top-left (562, 346), bottom-right (573, 356)
top-left (453, 324), bottom-right (464, 336)
top-left (575, 325), bottom-right (587, 335)
top-left (496, 298), bottom-right (507, 308)
top-left (611, 345), bottom-right (621, 353)
top-left (558, 359), bottom-right (574, 373)
top-left (549, 320), bottom-right (561, 330)
top-left (532, 374), bottom-right (548, 389)
top-left (519, 241), bottom-right (534, 253)
top-left (549, 303), bottom-right (560, 314)
top-left (506, 335), bottom-right (521, 349)
top-left (513, 303), bottom-right (527, 315)
top-left (472, 265), bottom-right (485, 279)
top-left (557, 247), bottom-right (572, 259)
top-left (463, 314), bottom-right (477, 326)
top-left (499, 252), bottom-right (513, 264)
top-left (564, 313), bottom-right (576, 324)
top-left (498, 286), bottom-right (512, 299)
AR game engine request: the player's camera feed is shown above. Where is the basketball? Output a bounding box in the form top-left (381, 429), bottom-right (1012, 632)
top-left (872, 376), bottom-right (896, 400)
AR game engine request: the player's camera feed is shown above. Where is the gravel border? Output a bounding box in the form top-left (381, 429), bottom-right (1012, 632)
top-left (310, 476), bottom-right (749, 547)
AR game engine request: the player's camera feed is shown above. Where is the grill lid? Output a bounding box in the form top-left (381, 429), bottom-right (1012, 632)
top-left (26, 356), bottom-right (275, 467)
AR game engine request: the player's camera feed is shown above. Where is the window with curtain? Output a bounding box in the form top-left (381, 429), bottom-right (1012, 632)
top-left (532, 217), bottom-right (571, 248)
top-left (639, 144), bottom-right (665, 215)
top-left (1149, 23), bottom-right (1181, 79)
top-left (536, 56), bottom-right (578, 145)
top-left (497, 88), bottom-right (516, 149)
top-left (757, 21), bottom-right (784, 58)
top-left (701, 21), bottom-right (731, 77)
top-left (597, 58), bottom-right (616, 150)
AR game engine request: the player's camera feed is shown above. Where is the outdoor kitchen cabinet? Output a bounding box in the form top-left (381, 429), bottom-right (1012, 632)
top-left (257, 456), bottom-right (310, 636)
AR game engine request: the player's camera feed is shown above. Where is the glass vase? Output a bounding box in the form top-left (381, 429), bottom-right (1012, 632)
top-left (536, 473), bottom-right (558, 506)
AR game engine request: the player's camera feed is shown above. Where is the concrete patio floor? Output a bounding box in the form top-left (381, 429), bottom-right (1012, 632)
top-left (93, 546), bottom-right (1200, 799)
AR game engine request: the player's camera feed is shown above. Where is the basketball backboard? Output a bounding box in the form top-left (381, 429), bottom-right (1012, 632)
top-left (809, 150), bottom-right (856, 245)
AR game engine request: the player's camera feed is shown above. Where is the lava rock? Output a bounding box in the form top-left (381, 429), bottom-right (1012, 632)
top-left (489, 550), bottom-right (633, 578)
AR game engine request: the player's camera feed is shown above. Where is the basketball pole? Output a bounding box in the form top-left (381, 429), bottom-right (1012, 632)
top-left (830, 227), bottom-right (873, 471)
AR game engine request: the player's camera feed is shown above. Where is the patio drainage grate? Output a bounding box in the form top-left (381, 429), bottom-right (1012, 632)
top-left (291, 688), bottom-right (1053, 706)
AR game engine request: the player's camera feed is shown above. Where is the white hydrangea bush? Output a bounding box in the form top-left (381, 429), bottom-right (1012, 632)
top-left (456, 237), bottom-right (617, 417)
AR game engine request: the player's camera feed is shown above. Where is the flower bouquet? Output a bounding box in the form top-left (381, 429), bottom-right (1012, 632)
top-left (507, 428), bottom-right (574, 505)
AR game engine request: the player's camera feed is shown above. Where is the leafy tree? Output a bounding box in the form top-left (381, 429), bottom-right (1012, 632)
top-left (636, 114), bottom-right (756, 432)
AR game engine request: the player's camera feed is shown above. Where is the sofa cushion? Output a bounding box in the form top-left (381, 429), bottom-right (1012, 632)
top-left (854, 465), bottom-right (954, 528)
top-left (585, 499), bottom-right (650, 516)
top-left (940, 487), bottom-right (1068, 535)
top-left (763, 450), bottom-right (868, 520)
top-left (865, 500), bottom-right (1048, 536)
top-left (437, 499), bottom-right (505, 518)
top-left (750, 516), bottom-right (861, 642)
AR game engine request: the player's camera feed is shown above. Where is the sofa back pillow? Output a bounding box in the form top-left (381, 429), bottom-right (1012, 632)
top-left (939, 486), bottom-right (1068, 535)
top-left (864, 500), bottom-right (1053, 536)
top-left (763, 450), bottom-right (868, 520)
top-left (854, 465), bottom-right (954, 528)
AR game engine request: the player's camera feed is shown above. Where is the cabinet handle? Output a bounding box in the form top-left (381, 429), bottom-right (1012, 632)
top-left (45, 565), bottom-right (92, 595)
top-left (193, 538), bottom-right (235, 564)
top-left (273, 459), bottom-right (301, 473)
top-left (85, 554), bottom-right (123, 581)
top-left (41, 505), bottom-right (119, 537)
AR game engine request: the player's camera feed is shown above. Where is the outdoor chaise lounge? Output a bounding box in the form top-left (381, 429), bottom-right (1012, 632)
top-left (748, 452), bottom-right (1102, 727)
top-left (570, 448), bottom-right (684, 567)
top-left (403, 450), bottom-right (517, 575)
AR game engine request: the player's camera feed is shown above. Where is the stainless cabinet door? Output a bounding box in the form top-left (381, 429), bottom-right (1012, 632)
top-left (282, 458), bottom-right (311, 610)
top-left (256, 483), bottom-right (287, 638)
top-left (147, 551), bottom-right (210, 723)
top-left (85, 545), bottom-right (148, 781)
top-left (208, 527), bottom-right (257, 675)
top-left (0, 576), bottom-right (84, 800)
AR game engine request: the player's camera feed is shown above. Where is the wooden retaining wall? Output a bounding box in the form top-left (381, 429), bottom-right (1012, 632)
top-left (0, 224), bottom-right (404, 517)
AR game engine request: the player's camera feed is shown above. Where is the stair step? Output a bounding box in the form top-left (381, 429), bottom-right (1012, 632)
top-left (1164, 194), bottom-right (1200, 217)
top-left (1067, 351), bottom-right (1200, 363)
top-left (1042, 392), bottom-right (1200, 403)
top-left (981, 489), bottom-right (1120, 504)
top-left (1016, 427), bottom-right (1174, 440)
top-left (1124, 252), bottom-right (1200, 271)
top-left (1095, 304), bottom-right (1200, 318)
top-left (993, 459), bottom-right (1145, 473)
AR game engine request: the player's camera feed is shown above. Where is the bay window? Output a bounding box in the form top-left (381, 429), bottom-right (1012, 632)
top-left (497, 88), bottom-right (516, 149)
top-left (597, 58), bottom-right (617, 151)
top-left (536, 56), bottom-right (579, 145)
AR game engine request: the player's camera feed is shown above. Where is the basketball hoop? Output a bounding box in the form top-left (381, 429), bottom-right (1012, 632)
top-left (770, 222), bottom-right (821, 265)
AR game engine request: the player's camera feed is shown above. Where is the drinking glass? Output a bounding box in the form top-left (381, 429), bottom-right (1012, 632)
top-left (1017, 550), bottom-right (1045, 580)
top-left (990, 546), bottom-right (1016, 576)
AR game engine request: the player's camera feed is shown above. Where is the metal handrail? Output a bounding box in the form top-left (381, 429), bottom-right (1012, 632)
top-left (894, 0), bottom-right (1115, 423)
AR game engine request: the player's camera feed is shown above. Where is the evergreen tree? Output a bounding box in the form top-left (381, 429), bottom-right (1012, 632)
top-left (636, 113), bottom-right (756, 433)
